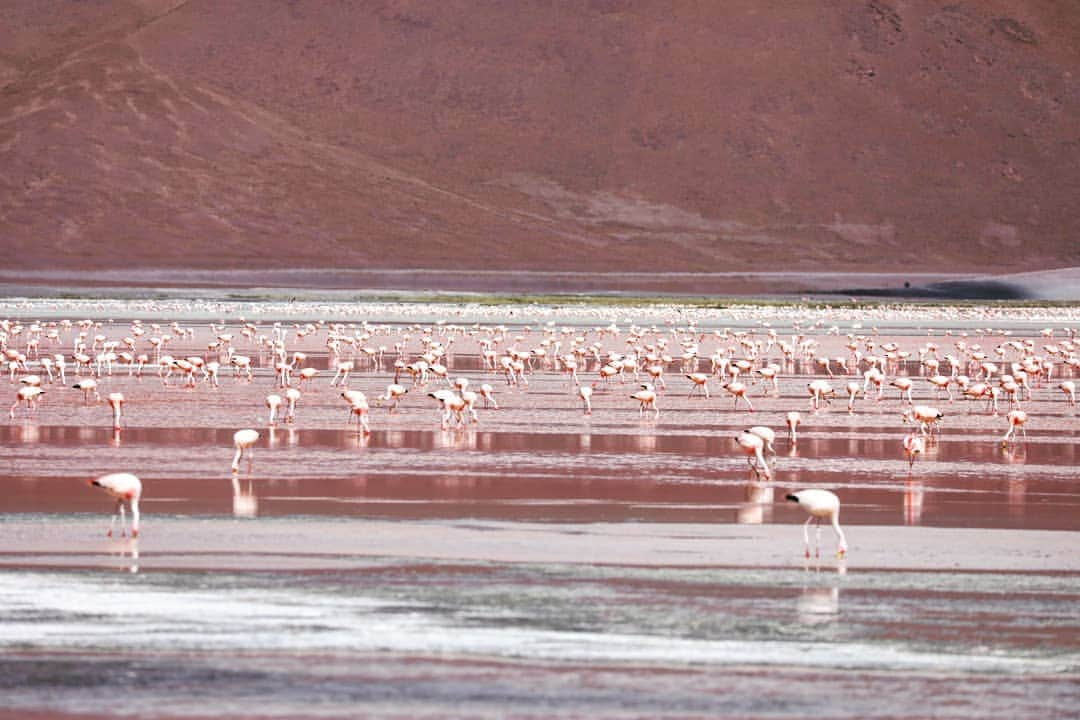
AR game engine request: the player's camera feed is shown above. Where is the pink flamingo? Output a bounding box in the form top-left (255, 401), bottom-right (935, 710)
top-left (1001, 410), bottom-right (1028, 446)
top-left (748, 425), bottom-right (777, 457)
top-left (72, 379), bottom-right (100, 404)
top-left (107, 392), bottom-right (125, 429)
top-left (686, 373), bottom-right (710, 398)
top-left (231, 429), bottom-right (260, 473)
top-left (902, 405), bottom-right (944, 436)
top-left (1058, 380), bottom-right (1075, 406)
top-left (903, 432), bottom-right (926, 467)
top-left (807, 380), bottom-right (835, 411)
top-left (845, 381), bottom-right (860, 413)
top-left (735, 430), bottom-right (770, 480)
top-left (890, 377), bottom-right (914, 404)
top-left (927, 375), bottom-right (953, 402)
top-left (479, 383), bottom-right (499, 409)
top-left (284, 388), bottom-right (301, 423)
top-left (785, 411), bottom-right (801, 444)
top-left (265, 393), bottom-right (283, 425)
top-left (342, 390), bottom-right (371, 434)
top-left (9, 386), bottom-right (45, 419)
top-left (89, 472), bottom-right (142, 538)
top-left (380, 383), bottom-right (409, 412)
top-left (722, 381), bottom-right (754, 412)
top-left (630, 383), bottom-right (659, 418)
top-left (786, 489), bottom-right (847, 558)
top-left (577, 385), bottom-right (593, 415)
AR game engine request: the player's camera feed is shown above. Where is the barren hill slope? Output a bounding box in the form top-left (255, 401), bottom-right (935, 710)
top-left (2, 1), bottom-right (1078, 285)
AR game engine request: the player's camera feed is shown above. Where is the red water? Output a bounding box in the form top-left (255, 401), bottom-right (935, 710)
top-left (3, 316), bottom-right (1077, 531)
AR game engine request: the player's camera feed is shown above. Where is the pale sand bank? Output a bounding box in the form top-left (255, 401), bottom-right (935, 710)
top-left (1, 517), bottom-right (1076, 573)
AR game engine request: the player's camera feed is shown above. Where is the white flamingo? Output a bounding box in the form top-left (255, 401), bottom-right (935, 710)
top-left (786, 489), bottom-right (847, 558)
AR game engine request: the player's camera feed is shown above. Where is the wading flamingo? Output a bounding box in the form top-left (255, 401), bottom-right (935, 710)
top-left (479, 383), bottom-right (499, 409)
top-left (890, 377), bottom-right (914, 404)
top-left (845, 381), bottom-right (861, 413)
top-left (265, 393), bottom-right (282, 425)
top-left (735, 430), bottom-right (770, 480)
top-left (786, 489), bottom-right (847, 558)
top-left (342, 390), bottom-right (371, 434)
top-left (630, 383), bottom-right (659, 418)
top-left (808, 379), bottom-right (835, 411)
top-left (231, 429), bottom-right (260, 473)
top-left (722, 381), bottom-right (754, 411)
top-left (9, 386), bottom-right (45, 419)
top-left (89, 472), bottom-right (141, 538)
top-left (686, 373), bottom-right (710, 398)
top-left (284, 388), bottom-right (301, 423)
top-left (786, 411), bottom-right (801, 444)
top-left (1059, 381), bottom-right (1076, 406)
top-left (578, 385), bottom-right (593, 415)
top-left (928, 375), bottom-right (953, 402)
top-left (902, 405), bottom-right (944, 436)
top-left (1001, 410), bottom-right (1028, 446)
top-left (380, 383), bottom-right (408, 412)
top-left (748, 425), bottom-right (777, 457)
top-left (903, 432), bottom-right (925, 468)
top-left (72, 379), bottom-right (100, 404)
top-left (107, 392), bottom-right (124, 429)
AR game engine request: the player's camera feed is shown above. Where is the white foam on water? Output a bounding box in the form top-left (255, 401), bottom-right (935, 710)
top-left (2, 571), bottom-right (1074, 676)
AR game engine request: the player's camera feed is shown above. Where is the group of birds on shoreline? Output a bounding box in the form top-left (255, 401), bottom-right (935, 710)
top-left (4, 313), bottom-right (1078, 559)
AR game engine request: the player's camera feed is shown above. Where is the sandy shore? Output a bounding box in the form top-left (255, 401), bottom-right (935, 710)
top-left (2, 517), bottom-right (1076, 574)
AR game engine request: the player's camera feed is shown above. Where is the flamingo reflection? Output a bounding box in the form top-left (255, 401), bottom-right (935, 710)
top-left (904, 478), bottom-right (924, 525)
top-left (736, 481), bottom-right (773, 524)
top-left (231, 475), bottom-right (258, 518)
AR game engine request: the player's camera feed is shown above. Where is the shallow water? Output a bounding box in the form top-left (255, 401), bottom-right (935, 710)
top-left (1, 302), bottom-right (1078, 718)
top-left (2, 559), bottom-right (1078, 719)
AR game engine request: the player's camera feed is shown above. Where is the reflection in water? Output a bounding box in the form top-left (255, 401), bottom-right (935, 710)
top-left (231, 476), bottom-right (258, 518)
top-left (1007, 478), bottom-right (1026, 516)
top-left (108, 538), bottom-right (139, 574)
top-left (904, 478), bottom-right (924, 526)
top-left (797, 558), bottom-right (843, 625)
top-left (15, 424), bottom-right (40, 444)
top-left (796, 587), bottom-right (840, 626)
top-left (433, 428), bottom-right (477, 451)
top-left (1001, 444), bottom-right (1027, 465)
top-left (737, 482), bottom-right (774, 525)
top-left (635, 434), bottom-right (657, 453)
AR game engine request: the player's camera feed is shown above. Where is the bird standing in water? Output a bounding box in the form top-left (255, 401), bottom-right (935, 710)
top-left (232, 429), bottom-right (260, 473)
top-left (786, 489), bottom-right (847, 558)
top-left (89, 472), bottom-right (142, 538)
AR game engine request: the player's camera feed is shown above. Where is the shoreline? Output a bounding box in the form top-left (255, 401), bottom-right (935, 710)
top-left (2, 518), bottom-right (1077, 573)
top-left (1, 265), bottom-right (1078, 300)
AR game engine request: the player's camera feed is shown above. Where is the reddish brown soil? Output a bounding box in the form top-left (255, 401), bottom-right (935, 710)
top-left (1, 2), bottom-right (1079, 285)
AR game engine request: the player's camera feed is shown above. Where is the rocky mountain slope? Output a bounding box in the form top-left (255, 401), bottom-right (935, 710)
top-left (2, 1), bottom-right (1077, 285)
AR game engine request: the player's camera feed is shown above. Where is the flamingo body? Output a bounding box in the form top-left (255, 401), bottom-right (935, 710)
top-left (89, 472), bottom-right (142, 537)
top-left (786, 489), bottom-right (847, 558)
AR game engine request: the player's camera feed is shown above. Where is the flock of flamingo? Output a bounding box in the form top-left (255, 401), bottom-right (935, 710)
top-left (3, 310), bottom-right (1077, 559)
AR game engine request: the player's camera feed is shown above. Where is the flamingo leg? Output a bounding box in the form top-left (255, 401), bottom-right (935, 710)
top-left (802, 516), bottom-right (813, 558)
top-left (108, 500), bottom-right (121, 537)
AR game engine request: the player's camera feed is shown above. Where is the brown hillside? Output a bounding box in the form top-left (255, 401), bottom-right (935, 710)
top-left (1, 1), bottom-right (1078, 285)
